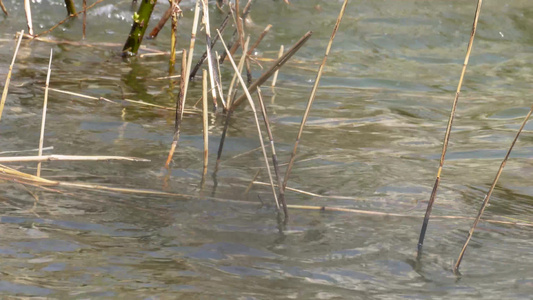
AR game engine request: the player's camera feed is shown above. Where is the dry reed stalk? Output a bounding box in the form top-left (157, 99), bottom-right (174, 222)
top-left (37, 49), bottom-right (53, 177)
top-left (0, 30), bottom-right (24, 124)
top-left (243, 169), bottom-right (261, 196)
top-left (24, 0), bottom-right (33, 35)
top-left (230, 31), bottom-right (312, 110)
top-left (36, 0), bottom-right (105, 37)
top-left (246, 24), bottom-right (272, 56)
top-left (180, 0), bottom-right (201, 114)
top-left (271, 45), bottom-right (283, 88)
top-left (219, 0), bottom-right (252, 64)
top-left (82, 0), bottom-right (87, 39)
top-left (215, 37), bottom-right (249, 170)
top-left (279, 0), bottom-right (348, 215)
top-left (1, 0), bottom-right (8, 16)
top-left (256, 87), bottom-right (286, 214)
top-left (453, 104), bottom-right (533, 273)
top-left (165, 50), bottom-right (188, 168)
top-left (201, 0), bottom-right (224, 110)
top-left (189, 12), bottom-right (230, 79)
top-left (417, 0), bottom-right (483, 259)
top-left (169, 0), bottom-right (181, 73)
top-left (0, 155), bottom-right (149, 163)
top-left (202, 69), bottom-right (209, 174)
top-left (217, 29), bottom-right (280, 210)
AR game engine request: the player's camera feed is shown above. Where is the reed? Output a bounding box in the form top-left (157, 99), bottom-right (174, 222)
top-left (453, 104), bottom-right (533, 273)
top-left (169, 0), bottom-right (181, 73)
top-left (122, 0), bottom-right (158, 56)
top-left (24, 0), bottom-right (33, 35)
top-left (416, 0), bottom-right (483, 259)
top-left (202, 69), bottom-right (209, 175)
top-left (64, 0), bottom-right (76, 15)
top-left (148, 5), bottom-right (173, 39)
top-left (278, 0), bottom-right (348, 216)
top-left (271, 45), bottom-right (284, 88)
top-left (0, 0), bottom-right (7, 16)
top-left (36, 0), bottom-right (105, 37)
top-left (201, 0), bottom-right (223, 110)
top-left (37, 49), bottom-right (53, 177)
top-left (82, 0), bottom-right (86, 39)
top-left (217, 29), bottom-right (280, 210)
top-left (0, 155), bottom-right (149, 163)
top-left (0, 30), bottom-right (24, 124)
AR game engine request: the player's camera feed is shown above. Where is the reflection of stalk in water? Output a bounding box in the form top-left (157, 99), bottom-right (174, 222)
top-left (453, 104), bottom-right (533, 274)
top-left (122, 0), bottom-right (158, 57)
top-left (416, 0), bottom-right (483, 260)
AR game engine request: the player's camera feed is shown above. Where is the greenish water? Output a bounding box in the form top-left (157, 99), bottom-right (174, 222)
top-left (1, 0), bottom-right (533, 298)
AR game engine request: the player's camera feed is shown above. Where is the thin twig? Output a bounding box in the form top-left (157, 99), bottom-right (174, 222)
top-left (0, 30), bottom-right (24, 124)
top-left (417, 0), bottom-right (483, 259)
top-left (0, 155), bottom-right (150, 163)
top-left (37, 49), bottom-right (53, 177)
top-left (217, 29), bottom-right (280, 210)
top-left (453, 104), bottom-right (533, 273)
top-left (279, 0), bottom-right (348, 219)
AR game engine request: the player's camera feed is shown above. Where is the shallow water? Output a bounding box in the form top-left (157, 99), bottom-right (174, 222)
top-left (1, 0), bottom-right (533, 298)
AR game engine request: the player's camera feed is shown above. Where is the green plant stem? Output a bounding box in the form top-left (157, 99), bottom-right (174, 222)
top-left (122, 0), bottom-right (158, 57)
top-left (64, 0), bottom-right (76, 15)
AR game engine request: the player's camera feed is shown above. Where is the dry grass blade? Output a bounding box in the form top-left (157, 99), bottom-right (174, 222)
top-left (231, 31), bottom-right (312, 110)
top-left (0, 155), bottom-right (150, 163)
top-left (37, 49), bottom-right (53, 177)
top-left (201, 0), bottom-right (224, 110)
top-left (217, 29), bottom-right (280, 210)
top-left (417, 0), bottom-right (483, 259)
top-left (279, 0), bottom-right (348, 217)
top-left (453, 104), bottom-right (533, 273)
top-left (0, 30), bottom-right (24, 124)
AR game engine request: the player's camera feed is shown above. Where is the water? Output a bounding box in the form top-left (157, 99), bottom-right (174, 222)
top-left (1, 0), bottom-right (533, 298)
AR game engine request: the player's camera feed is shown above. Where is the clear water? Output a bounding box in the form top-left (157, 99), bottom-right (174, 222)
top-left (1, 0), bottom-right (533, 298)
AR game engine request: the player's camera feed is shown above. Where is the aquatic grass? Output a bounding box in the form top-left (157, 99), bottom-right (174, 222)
top-left (0, 30), bottom-right (24, 124)
top-left (37, 49), bottom-right (53, 177)
top-left (217, 29), bottom-right (280, 210)
top-left (169, 0), bottom-right (181, 74)
top-left (416, 0), bottom-right (483, 259)
top-left (122, 0), bottom-right (158, 56)
top-left (24, 0), bottom-right (33, 35)
top-left (453, 104), bottom-right (533, 273)
top-left (279, 0), bottom-right (349, 220)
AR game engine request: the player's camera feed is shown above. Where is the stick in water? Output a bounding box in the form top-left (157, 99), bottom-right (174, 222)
top-left (416, 0), bottom-right (483, 259)
top-left (278, 0), bottom-right (349, 219)
top-left (453, 104), bottom-right (533, 273)
top-left (37, 49), bottom-right (53, 177)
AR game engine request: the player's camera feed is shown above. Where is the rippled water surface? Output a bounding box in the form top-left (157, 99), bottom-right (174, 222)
top-left (2, 0), bottom-right (533, 298)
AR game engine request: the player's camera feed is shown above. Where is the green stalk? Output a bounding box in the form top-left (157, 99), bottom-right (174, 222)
top-left (64, 0), bottom-right (76, 15)
top-left (122, 0), bottom-right (158, 57)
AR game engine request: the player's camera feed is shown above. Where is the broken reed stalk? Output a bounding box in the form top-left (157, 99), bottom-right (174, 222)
top-left (122, 0), bottom-right (158, 56)
top-left (165, 50), bottom-right (187, 168)
top-left (202, 69), bottom-right (209, 174)
top-left (201, 0), bottom-right (223, 110)
top-left (217, 29), bottom-right (280, 210)
top-left (37, 49), bottom-right (53, 177)
top-left (36, 0), bottom-right (105, 37)
top-left (215, 38), bottom-right (249, 171)
top-left (0, 155), bottom-right (149, 163)
top-left (416, 0), bottom-right (483, 259)
top-left (219, 0), bottom-right (253, 64)
top-left (64, 0), bottom-right (76, 15)
top-left (0, 30), bottom-right (24, 124)
top-left (1, 0), bottom-right (8, 16)
top-left (24, 0), bottom-right (33, 35)
top-left (271, 45), bottom-right (284, 87)
top-left (256, 87), bottom-right (286, 214)
top-left (82, 0), bottom-right (86, 39)
top-left (231, 31), bottom-right (312, 110)
top-left (246, 24), bottom-right (273, 56)
top-left (189, 12), bottom-right (230, 79)
top-left (453, 104), bottom-right (533, 273)
top-left (279, 0), bottom-right (348, 213)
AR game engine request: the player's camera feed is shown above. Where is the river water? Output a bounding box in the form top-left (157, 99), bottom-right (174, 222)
top-left (1, 0), bottom-right (533, 298)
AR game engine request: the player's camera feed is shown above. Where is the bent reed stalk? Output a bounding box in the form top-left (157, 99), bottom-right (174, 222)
top-left (416, 0), bottom-right (483, 259)
top-left (453, 104), bottom-right (533, 273)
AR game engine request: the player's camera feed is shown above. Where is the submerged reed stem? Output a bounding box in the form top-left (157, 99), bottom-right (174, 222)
top-left (417, 0), bottom-right (483, 259)
top-left (453, 104), bottom-right (533, 273)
